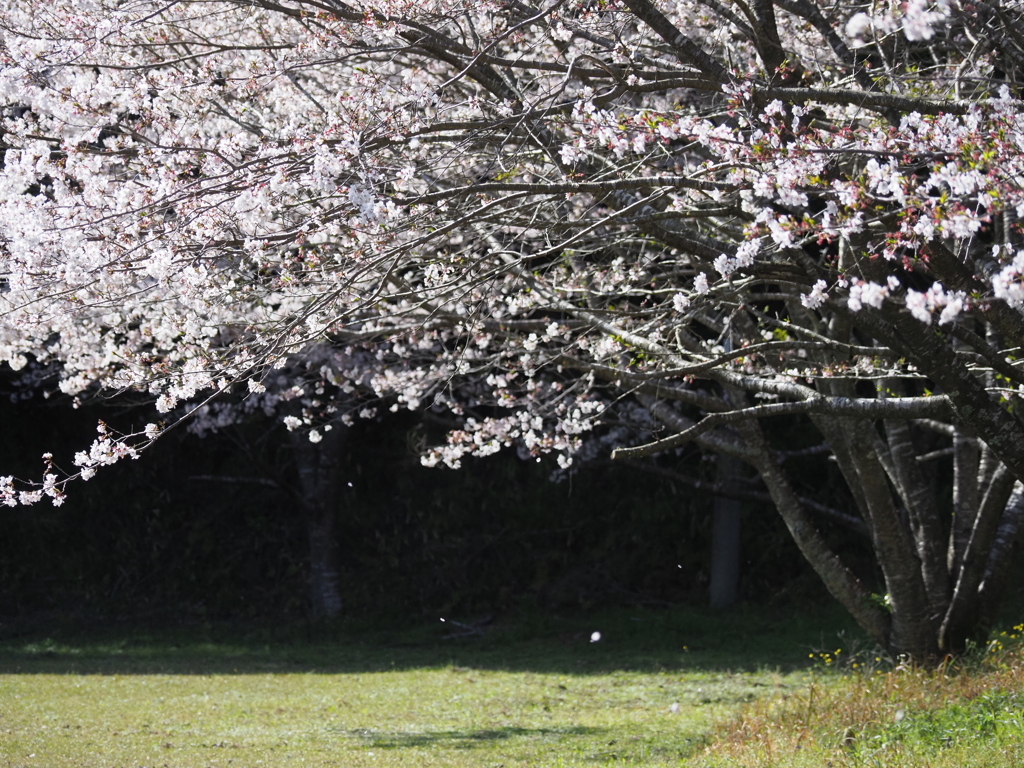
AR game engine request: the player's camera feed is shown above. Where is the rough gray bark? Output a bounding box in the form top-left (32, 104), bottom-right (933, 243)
top-left (844, 422), bottom-right (936, 660)
top-left (978, 482), bottom-right (1024, 631)
top-left (950, 430), bottom-right (981, 577)
top-left (883, 416), bottom-right (949, 620)
top-left (941, 462), bottom-right (1017, 650)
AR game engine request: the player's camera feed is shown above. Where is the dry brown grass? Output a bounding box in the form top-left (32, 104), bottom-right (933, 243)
top-left (703, 628), bottom-right (1024, 768)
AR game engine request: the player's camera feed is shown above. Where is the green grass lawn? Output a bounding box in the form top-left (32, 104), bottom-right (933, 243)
top-left (0, 606), bottom-right (842, 767)
top-left (1, 668), bottom-right (737, 767)
top-left (4, 606), bottom-right (1023, 768)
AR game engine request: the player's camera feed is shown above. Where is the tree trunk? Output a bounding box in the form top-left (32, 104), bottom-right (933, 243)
top-left (845, 422), bottom-right (938, 660)
top-left (733, 419), bottom-right (892, 647)
top-left (291, 425), bottom-right (347, 619)
top-left (709, 454), bottom-right (742, 608)
top-left (882, 415), bottom-right (949, 622)
top-left (637, 375), bottom-right (1024, 661)
top-left (949, 429), bottom-right (981, 577)
top-left (977, 481), bottom-right (1024, 632)
top-left (941, 461), bottom-right (1018, 651)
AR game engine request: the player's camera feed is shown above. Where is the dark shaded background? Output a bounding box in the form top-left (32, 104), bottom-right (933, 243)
top-left (0, 376), bottom-right (878, 624)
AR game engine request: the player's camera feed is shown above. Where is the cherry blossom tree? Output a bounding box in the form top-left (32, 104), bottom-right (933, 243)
top-left (3, 0), bottom-right (1024, 656)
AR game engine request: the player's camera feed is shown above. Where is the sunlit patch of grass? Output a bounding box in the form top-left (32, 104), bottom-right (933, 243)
top-left (11, 608), bottom-right (1023, 767)
top-left (0, 664), bottom-right (790, 767)
top-left (0, 606), bottom-right (828, 768)
top-left (704, 623), bottom-right (1024, 768)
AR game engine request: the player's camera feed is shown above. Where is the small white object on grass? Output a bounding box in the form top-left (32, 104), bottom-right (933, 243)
top-left (669, 702), bottom-right (680, 714)
top-left (590, 631), bottom-right (601, 643)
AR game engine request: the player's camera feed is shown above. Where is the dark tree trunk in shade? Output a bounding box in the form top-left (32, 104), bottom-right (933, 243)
top-left (709, 454), bottom-right (742, 608)
top-left (291, 425), bottom-right (347, 619)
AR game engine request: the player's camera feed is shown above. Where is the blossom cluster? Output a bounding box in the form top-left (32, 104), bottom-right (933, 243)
top-left (0, 0), bottom-right (1021, 501)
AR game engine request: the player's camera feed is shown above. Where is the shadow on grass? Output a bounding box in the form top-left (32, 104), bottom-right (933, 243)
top-left (335, 724), bottom-right (602, 749)
top-left (0, 604), bottom-right (865, 676)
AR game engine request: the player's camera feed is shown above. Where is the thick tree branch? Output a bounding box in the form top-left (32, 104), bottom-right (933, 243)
top-left (617, 458), bottom-right (869, 535)
top-left (634, 393), bottom-right (759, 460)
top-left (612, 394), bottom-right (952, 459)
top-left (619, 0), bottom-right (731, 81)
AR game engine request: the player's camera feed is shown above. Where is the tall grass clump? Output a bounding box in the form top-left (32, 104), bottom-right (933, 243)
top-left (704, 625), bottom-right (1024, 767)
